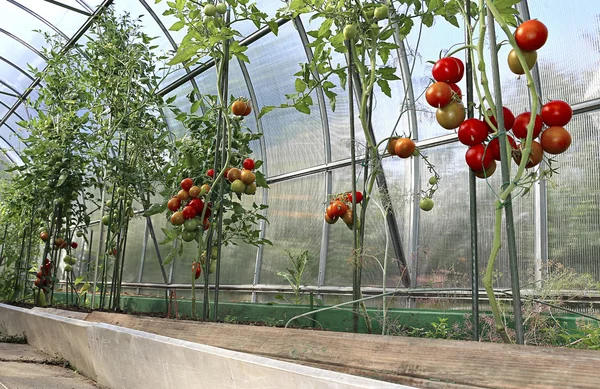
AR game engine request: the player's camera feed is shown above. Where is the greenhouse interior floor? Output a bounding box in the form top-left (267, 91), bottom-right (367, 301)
top-left (0, 343), bottom-right (100, 389)
top-left (1, 303), bottom-right (600, 389)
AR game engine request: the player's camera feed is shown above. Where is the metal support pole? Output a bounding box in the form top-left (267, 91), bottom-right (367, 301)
top-left (346, 40), bottom-right (360, 333)
top-left (486, 8), bottom-right (525, 345)
top-left (465, 0), bottom-right (480, 341)
top-left (516, 0), bottom-right (547, 286)
top-left (136, 219), bottom-right (149, 295)
top-left (294, 17), bottom-right (333, 302)
top-left (395, 35), bottom-right (420, 294)
top-left (213, 14), bottom-right (230, 320)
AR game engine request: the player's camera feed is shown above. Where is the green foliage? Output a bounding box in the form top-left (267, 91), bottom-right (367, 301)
top-left (275, 250), bottom-right (310, 305)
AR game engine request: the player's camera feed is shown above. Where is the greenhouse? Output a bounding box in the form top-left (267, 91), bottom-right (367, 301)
top-left (0, 0), bottom-right (599, 388)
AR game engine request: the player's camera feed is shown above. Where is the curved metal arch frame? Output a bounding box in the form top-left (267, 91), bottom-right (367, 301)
top-left (43, 0), bottom-right (92, 16)
top-left (0, 56), bottom-right (35, 82)
top-left (293, 17), bottom-right (333, 294)
top-left (7, 0), bottom-right (70, 40)
top-left (0, 0), bottom-right (114, 147)
top-left (0, 28), bottom-right (48, 60)
top-left (236, 57), bottom-right (269, 302)
top-left (137, 0), bottom-right (204, 113)
top-left (0, 131), bottom-right (22, 164)
top-left (0, 79), bottom-right (24, 97)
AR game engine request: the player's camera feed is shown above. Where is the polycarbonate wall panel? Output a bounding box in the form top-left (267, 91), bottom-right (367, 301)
top-left (416, 142), bottom-right (535, 289)
top-left (259, 174), bottom-right (324, 285)
top-left (244, 23), bottom-right (324, 176)
top-left (121, 216), bottom-right (147, 283)
top-left (547, 111), bottom-right (600, 280)
top-left (140, 213), bottom-right (172, 283)
top-left (529, 1), bottom-right (600, 104)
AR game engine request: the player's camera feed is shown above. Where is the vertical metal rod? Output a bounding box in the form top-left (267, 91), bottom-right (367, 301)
top-left (84, 229), bottom-right (94, 304)
top-left (213, 8), bottom-right (231, 321)
top-left (136, 220), bottom-right (148, 296)
top-left (293, 17), bottom-right (333, 301)
top-left (91, 171), bottom-right (107, 309)
top-left (465, 0), bottom-right (480, 341)
top-left (486, 8), bottom-right (525, 345)
top-left (516, 0), bottom-right (547, 286)
top-left (346, 40), bottom-right (360, 333)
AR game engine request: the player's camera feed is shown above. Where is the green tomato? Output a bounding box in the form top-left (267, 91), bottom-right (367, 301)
top-left (231, 179), bottom-right (246, 194)
top-left (419, 198), bottom-right (434, 212)
top-left (325, 4), bottom-right (335, 13)
top-left (369, 22), bottom-right (380, 37)
top-left (429, 176), bottom-right (438, 185)
top-left (363, 7), bottom-right (375, 21)
top-left (76, 231), bottom-right (83, 238)
top-left (105, 199), bottom-right (113, 208)
top-left (102, 215), bottom-right (111, 226)
top-left (64, 264), bottom-right (73, 272)
top-left (215, 2), bottom-right (227, 14)
top-left (244, 182), bottom-right (257, 195)
top-left (374, 5), bottom-right (389, 19)
top-left (128, 208), bottom-right (134, 218)
top-left (110, 224), bottom-right (119, 233)
top-left (211, 246), bottom-right (218, 258)
top-left (203, 15), bottom-right (213, 24)
top-left (343, 24), bottom-right (358, 40)
top-left (181, 230), bottom-right (196, 242)
top-left (54, 198), bottom-right (65, 206)
top-left (204, 4), bottom-right (217, 16)
top-left (209, 259), bottom-right (217, 274)
top-left (184, 219), bottom-right (199, 232)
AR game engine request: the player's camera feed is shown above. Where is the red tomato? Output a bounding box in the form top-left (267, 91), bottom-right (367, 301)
top-left (181, 178), bottom-right (194, 191)
top-left (70, 242), bottom-right (78, 249)
top-left (347, 191), bottom-right (363, 204)
top-left (487, 107), bottom-right (515, 131)
top-left (488, 136), bottom-right (518, 161)
top-left (541, 100), bottom-right (572, 127)
top-left (167, 197), bottom-right (181, 212)
top-left (243, 158), bottom-right (255, 170)
top-left (207, 169), bottom-right (215, 178)
top-left (182, 205), bottom-right (197, 220)
top-left (540, 126), bottom-right (571, 154)
top-left (326, 204), bottom-right (337, 219)
top-left (203, 218), bottom-right (211, 231)
top-left (394, 138), bottom-right (416, 158)
top-left (465, 144), bottom-right (494, 172)
top-left (448, 83), bottom-right (462, 99)
top-left (192, 262), bottom-right (202, 279)
top-left (189, 198), bottom-right (204, 212)
top-left (514, 140), bottom-right (544, 168)
top-left (330, 201), bottom-right (348, 218)
top-left (512, 112), bottom-right (543, 139)
top-left (454, 57), bottom-right (465, 81)
top-left (515, 20), bottom-right (548, 51)
top-left (432, 57), bottom-right (462, 83)
top-left (425, 82), bottom-right (453, 108)
top-left (458, 118), bottom-right (488, 146)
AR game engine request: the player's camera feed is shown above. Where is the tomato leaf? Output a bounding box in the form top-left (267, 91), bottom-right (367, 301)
top-left (295, 78), bottom-right (307, 93)
top-left (258, 105), bottom-right (275, 119)
top-left (143, 202), bottom-right (167, 217)
top-left (169, 21), bottom-right (185, 31)
top-left (377, 79), bottom-right (392, 98)
top-left (255, 170), bottom-right (269, 188)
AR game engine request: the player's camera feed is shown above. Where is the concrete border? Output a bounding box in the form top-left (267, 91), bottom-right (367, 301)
top-left (0, 303), bottom-right (415, 389)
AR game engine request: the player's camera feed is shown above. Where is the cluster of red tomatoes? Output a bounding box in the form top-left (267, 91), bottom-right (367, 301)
top-left (231, 99), bottom-right (252, 117)
top-left (324, 191), bottom-right (363, 228)
top-left (34, 258), bottom-right (52, 290)
top-left (426, 57), bottom-right (466, 130)
top-left (508, 20), bottom-right (548, 75)
top-left (167, 158), bottom-right (257, 243)
top-left (40, 230), bottom-right (78, 251)
top-left (458, 101), bottom-right (572, 176)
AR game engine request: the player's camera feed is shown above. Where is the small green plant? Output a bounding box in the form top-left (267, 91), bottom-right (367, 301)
top-left (275, 250), bottom-right (310, 305)
top-left (223, 315), bottom-right (238, 324)
top-left (425, 318), bottom-right (451, 339)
